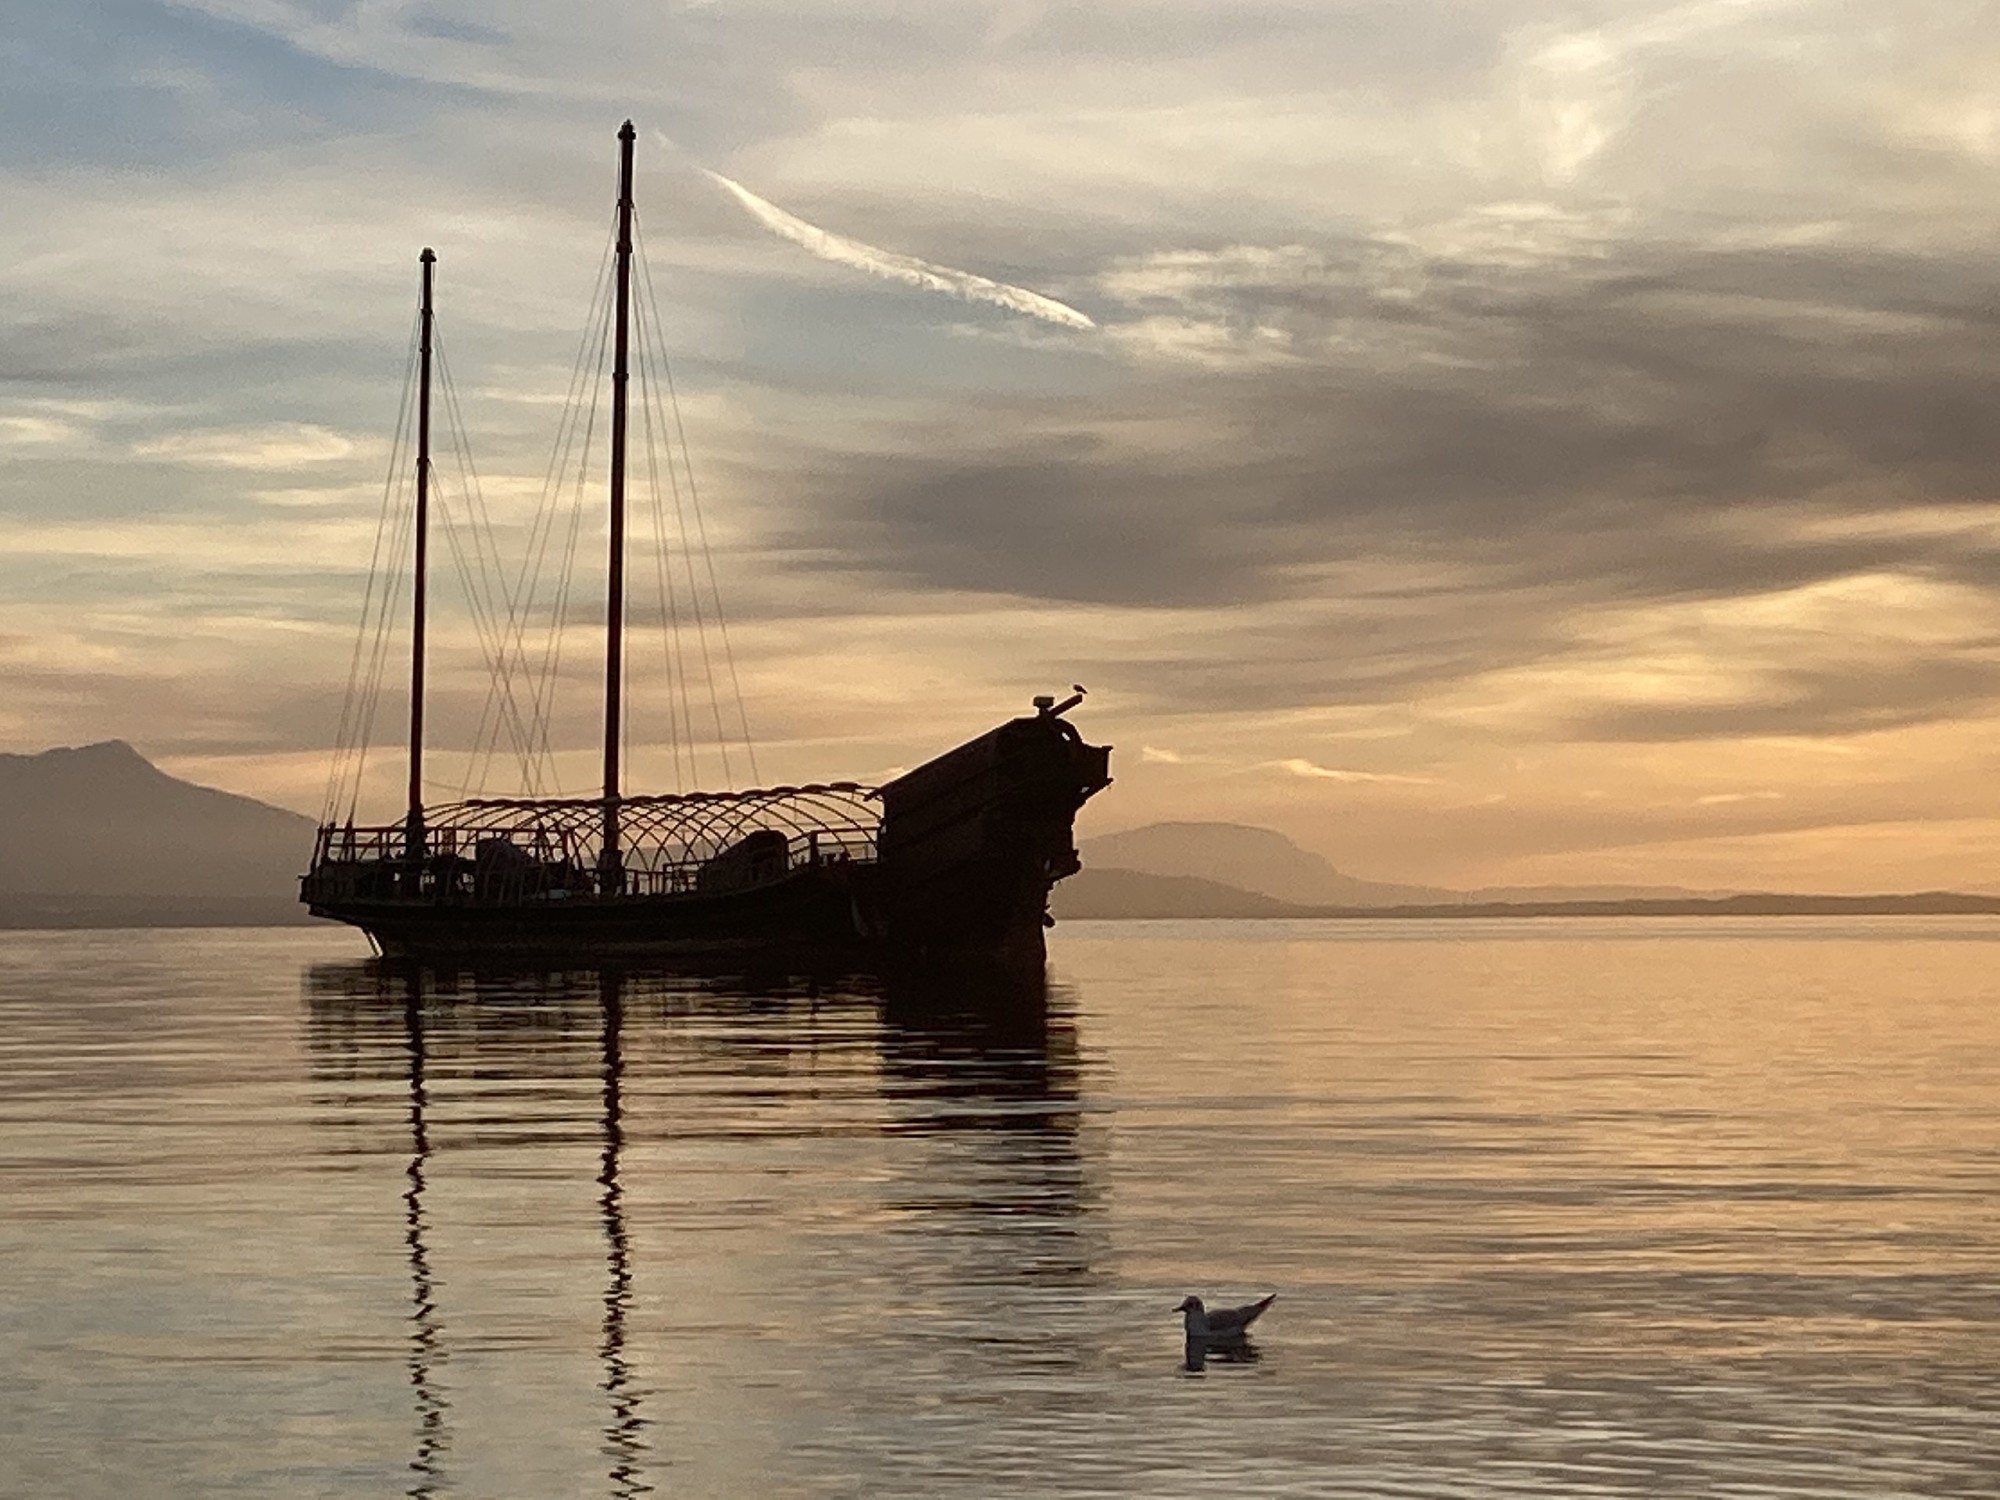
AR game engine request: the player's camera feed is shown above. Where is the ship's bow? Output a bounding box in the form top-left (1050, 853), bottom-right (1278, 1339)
top-left (875, 701), bottom-right (1111, 961)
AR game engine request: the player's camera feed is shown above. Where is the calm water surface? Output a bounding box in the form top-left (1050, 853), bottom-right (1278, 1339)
top-left (2, 918), bottom-right (1996, 1496)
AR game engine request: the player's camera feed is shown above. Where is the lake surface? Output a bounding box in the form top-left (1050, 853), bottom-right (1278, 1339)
top-left (2, 918), bottom-right (1997, 1497)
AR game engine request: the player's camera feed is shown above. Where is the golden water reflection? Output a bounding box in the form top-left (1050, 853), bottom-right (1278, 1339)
top-left (3, 921), bottom-right (1995, 1498)
top-left (300, 959), bottom-right (1091, 1497)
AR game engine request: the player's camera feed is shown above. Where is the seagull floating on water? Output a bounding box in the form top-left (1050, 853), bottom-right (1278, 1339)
top-left (1176, 1293), bottom-right (1276, 1341)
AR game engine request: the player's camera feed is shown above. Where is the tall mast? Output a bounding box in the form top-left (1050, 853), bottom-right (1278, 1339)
top-left (407, 246), bottom-right (436, 862)
top-left (600, 120), bottom-right (635, 889)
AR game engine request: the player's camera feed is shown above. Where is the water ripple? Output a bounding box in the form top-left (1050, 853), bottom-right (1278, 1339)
top-left (1, 922), bottom-right (1997, 1496)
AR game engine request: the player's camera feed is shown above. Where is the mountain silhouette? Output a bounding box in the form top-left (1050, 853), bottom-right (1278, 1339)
top-left (0, 741), bottom-right (315, 926)
top-left (1051, 866), bottom-right (1309, 919)
top-left (1079, 821), bottom-right (1451, 907)
top-left (1061, 819), bottom-right (1995, 918)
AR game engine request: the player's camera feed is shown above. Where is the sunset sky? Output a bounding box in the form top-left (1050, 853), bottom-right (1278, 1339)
top-left (5, 1), bottom-right (2000, 892)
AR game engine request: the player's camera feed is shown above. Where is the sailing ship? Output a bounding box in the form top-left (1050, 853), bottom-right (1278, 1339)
top-left (300, 122), bottom-right (1111, 965)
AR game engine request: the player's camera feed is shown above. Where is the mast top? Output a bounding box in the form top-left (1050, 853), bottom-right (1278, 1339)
top-left (420, 247), bottom-right (435, 263)
top-left (619, 118), bottom-right (634, 141)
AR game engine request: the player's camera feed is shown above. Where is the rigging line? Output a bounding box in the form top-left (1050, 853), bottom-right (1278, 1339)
top-left (627, 220), bottom-right (720, 785)
top-left (462, 231), bottom-right (608, 799)
top-left (532, 291), bottom-right (612, 798)
top-left (477, 222), bottom-right (612, 798)
top-left (341, 381), bottom-right (420, 822)
top-left (432, 500), bottom-right (501, 802)
top-left (634, 212), bottom-right (757, 783)
top-left (325, 311), bottom-right (423, 825)
top-left (640, 400), bottom-right (688, 792)
top-left (520, 222), bottom-right (619, 793)
top-left (636, 216), bottom-right (759, 784)
top-left (432, 331), bottom-right (542, 799)
top-left (631, 222), bottom-right (730, 786)
top-left (345, 317), bottom-right (423, 792)
top-left (355, 471), bottom-right (416, 776)
top-left (633, 303), bottom-right (695, 791)
top-left (349, 476), bottom-right (417, 825)
top-left (539, 476), bottom-right (590, 797)
top-left (659, 341), bottom-right (697, 790)
top-left (668, 342), bottom-right (760, 786)
top-left (431, 332), bottom-right (522, 794)
top-left (436, 355), bottom-right (514, 800)
top-left (549, 265), bottom-right (617, 795)
top-left (527, 417), bottom-right (594, 798)
top-left (647, 333), bottom-right (695, 792)
top-left (430, 346), bottom-right (512, 800)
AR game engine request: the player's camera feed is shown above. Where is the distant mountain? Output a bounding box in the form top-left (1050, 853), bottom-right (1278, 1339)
top-left (1348, 892), bottom-right (2000, 918)
top-left (1066, 819), bottom-right (1987, 920)
top-left (1052, 878), bottom-right (2000, 923)
top-left (0, 741), bottom-right (316, 927)
top-left (1458, 882), bottom-right (1719, 903)
top-left (1080, 821), bottom-right (1452, 907)
top-left (1051, 867), bottom-right (1308, 920)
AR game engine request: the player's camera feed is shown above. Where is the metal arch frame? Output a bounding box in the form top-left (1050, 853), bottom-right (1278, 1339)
top-left (609, 785), bottom-right (877, 869)
top-left (313, 784), bottom-right (881, 874)
top-left (306, 784), bottom-right (881, 910)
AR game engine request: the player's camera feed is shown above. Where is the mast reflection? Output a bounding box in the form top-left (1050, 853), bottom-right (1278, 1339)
top-left (307, 961), bottom-right (659, 1496)
top-left (597, 972), bottom-right (649, 1495)
top-left (401, 976), bottom-right (449, 1496)
top-left (302, 957), bottom-right (1096, 1482)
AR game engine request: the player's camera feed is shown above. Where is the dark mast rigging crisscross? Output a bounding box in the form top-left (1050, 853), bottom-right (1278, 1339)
top-left (303, 119), bottom-right (1112, 963)
top-left (323, 122), bottom-right (759, 864)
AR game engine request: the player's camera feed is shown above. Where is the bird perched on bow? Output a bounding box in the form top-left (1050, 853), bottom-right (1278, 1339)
top-left (1175, 1293), bottom-right (1276, 1341)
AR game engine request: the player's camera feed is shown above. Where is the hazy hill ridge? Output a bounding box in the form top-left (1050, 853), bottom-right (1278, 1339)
top-left (1061, 820), bottom-right (2000, 919)
top-left (1073, 820), bottom-right (1703, 909)
top-left (1050, 867), bottom-right (1307, 920)
top-left (0, 741), bottom-right (315, 926)
top-left (1080, 821), bottom-right (1452, 907)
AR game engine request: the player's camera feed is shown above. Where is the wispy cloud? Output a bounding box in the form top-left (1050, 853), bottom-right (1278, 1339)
top-left (697, 165), bottom-right (1097, 331)
top-left (1273, 758), bottom-right (1435, 785)
top-left (1138, 743), bottom-right (1234, 765)
top-left (133, 424), bottom-right (358, 470)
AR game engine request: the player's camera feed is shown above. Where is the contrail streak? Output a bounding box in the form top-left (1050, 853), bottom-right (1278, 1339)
top-left (699, 167), bottom-right (1096, 331)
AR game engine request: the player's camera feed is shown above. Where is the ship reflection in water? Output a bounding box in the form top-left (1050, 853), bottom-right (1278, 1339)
top-left (300, 959), bottom-right (1093, 1498)
top-left (8, 924), bottom-right (1997, 1497)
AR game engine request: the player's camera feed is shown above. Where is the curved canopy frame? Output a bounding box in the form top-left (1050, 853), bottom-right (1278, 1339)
top-left (370, 783), bottom-right (880, 873)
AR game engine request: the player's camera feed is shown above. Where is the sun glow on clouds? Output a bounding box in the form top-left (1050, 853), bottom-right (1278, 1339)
top-left (6, 1), bottom-right (2000, 890)
top-left (0, 415), bottom-right (84, 448)
top-left (1515, 0), bottom-right (1819, 183)
top-left (0, 398), bottom-right (159, 453)
top-left (1587, 574), bottom-right (2000, 697)
top-left (135, 424), bottom-right (358, 470)
top-left (1275, 759), bottom-right (1436, 786)
top-left (0, 514), bottom-right (393, 570)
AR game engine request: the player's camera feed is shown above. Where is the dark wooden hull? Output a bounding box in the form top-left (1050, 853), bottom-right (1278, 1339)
top-left (308, 862), bottom-right (883, 964)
